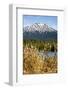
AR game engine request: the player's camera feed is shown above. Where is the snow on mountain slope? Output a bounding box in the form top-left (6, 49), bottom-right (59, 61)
top-left (24, 23), bottom-right (57, 32)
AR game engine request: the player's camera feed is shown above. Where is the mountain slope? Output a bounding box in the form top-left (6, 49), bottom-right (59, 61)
top-left (24, 23), bottom-right (57, 32)
top-left (23, 23), bottom-right (57, 40)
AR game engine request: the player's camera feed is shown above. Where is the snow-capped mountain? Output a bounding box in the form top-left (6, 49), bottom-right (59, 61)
top-left (24, 23), bottom-right (57, 32)
top-left (23, 23), bottom-right (57, 40)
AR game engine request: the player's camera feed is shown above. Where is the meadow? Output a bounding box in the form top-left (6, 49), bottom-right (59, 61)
top-left (23, 40), bottom-right (57, 74)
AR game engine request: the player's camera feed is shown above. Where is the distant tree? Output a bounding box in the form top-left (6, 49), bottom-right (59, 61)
top-left (50, 44), bottom-right (55, 52)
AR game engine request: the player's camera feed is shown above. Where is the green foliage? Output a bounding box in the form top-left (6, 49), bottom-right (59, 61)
top-left (23, 39), bottom-right (57, 52)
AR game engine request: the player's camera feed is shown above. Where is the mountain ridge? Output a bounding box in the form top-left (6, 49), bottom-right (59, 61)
top-left (23, 23), bottom-right (57, 40)
top-left (24, 23), bottom-right (57, 32)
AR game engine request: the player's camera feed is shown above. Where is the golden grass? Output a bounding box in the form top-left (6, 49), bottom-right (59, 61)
top-left (23, 46), bottom-right (57, 74)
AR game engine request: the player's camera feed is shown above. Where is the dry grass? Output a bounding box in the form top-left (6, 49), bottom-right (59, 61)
top-left (23, 46), bottom-right (57, 74)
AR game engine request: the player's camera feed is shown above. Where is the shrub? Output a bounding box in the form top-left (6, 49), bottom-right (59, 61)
top-left (23, 47), bottom-right (44, 74)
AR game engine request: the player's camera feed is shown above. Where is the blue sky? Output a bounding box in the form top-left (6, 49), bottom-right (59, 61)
top-left (23, 15), bottom-right (57, 30)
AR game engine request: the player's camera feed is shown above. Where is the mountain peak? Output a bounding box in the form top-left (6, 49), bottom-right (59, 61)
top-left (24, 23), bottom-right (56, 32)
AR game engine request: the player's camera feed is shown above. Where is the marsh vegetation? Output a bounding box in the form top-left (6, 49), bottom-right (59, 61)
top-left (23, 40), bottom-right (57, 74)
